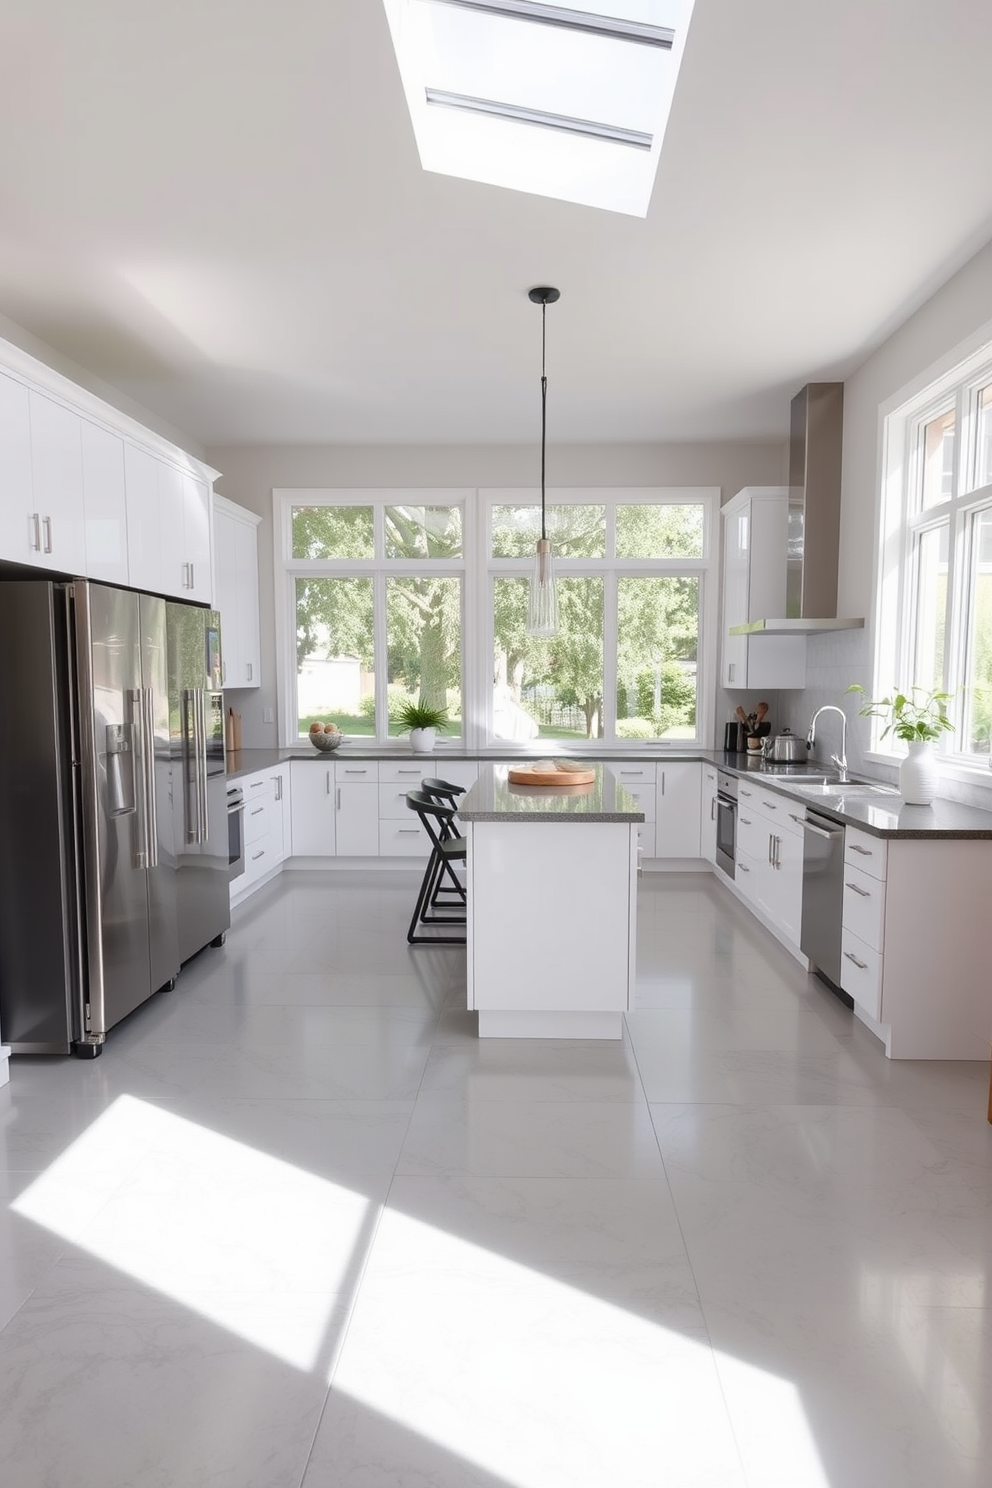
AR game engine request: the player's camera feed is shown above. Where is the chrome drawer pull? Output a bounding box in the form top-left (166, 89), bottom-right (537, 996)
top-left (849, 844), bottom-right (873, 856)
top-left (740, 816), bottom-right (752, 826)
top-left (398, 828), bottom-right (420, 836)
top-left (740, 788), bottom-right (752, 797)
top-left (845, 881), bottom-right (870, 897)
top-left (250, 807), bottom-right (264, 817)
top-left (252, 850), bottom-right (265, 862)
top-left (844, 950), bottom-right (868, 970)
top-left (738, 862), bottom-right (750, 873)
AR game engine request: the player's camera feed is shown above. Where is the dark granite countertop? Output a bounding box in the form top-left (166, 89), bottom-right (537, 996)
top-left (224, 745), bottom-right (992, 838)
top-left (457, 763), bottom-right (645, 823)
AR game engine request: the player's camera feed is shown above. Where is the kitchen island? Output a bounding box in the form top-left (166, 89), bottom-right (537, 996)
top-left (458, 763), bottom-right (644, 1039)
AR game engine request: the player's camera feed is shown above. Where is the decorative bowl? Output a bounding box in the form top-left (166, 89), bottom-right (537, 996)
top-left (309, 730), bottom-right (345, 752)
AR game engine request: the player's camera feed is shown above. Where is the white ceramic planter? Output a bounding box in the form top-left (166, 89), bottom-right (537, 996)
top-left (900, 739), bottom-right (937, 805)
top-left (409, 726), bottom-right (437, 754)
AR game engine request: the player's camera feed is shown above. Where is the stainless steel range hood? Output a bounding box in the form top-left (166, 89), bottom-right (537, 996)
top-left (731, 382), bottom-right (864, 636)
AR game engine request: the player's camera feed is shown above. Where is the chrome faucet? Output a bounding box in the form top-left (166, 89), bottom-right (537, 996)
top-left (806, 705), bottom-right (849, 781)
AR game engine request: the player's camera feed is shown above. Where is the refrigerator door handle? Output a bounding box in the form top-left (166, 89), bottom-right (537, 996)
top-left (129, 687), bottom-right (150, 869)
top-left (142, 687), bottom-right (159, 868)
top-left (182, 687), bottom-right (201, 845)
top-left (196, 688), bottom-right (209, 842)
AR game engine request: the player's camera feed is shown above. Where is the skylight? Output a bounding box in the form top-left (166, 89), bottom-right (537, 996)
top-left (383, 0), bottom-right (696, 216)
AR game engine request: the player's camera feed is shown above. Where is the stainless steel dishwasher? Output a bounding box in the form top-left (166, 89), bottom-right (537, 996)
top-left (798, 807), bottom-right (846, 990)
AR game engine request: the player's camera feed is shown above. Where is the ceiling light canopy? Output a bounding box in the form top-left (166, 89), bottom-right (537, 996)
top-left (383, 0), bottom-right (696, 216)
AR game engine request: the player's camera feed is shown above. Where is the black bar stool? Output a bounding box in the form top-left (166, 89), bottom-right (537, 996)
top-left (420, 778), bottom-right (467, 906)
top-left (405, 790), bottom-right (467, 945)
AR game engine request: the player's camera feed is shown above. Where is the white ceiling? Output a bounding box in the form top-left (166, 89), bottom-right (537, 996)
top-left (2, 0), bottom-right (992, 447)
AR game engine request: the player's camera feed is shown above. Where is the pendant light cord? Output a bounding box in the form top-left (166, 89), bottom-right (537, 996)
top-left (540, 299), bottom-right (548, 542)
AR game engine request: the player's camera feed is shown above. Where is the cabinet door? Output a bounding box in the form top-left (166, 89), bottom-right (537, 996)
top-left (0, 373), bottom-right (35, 562)
top-left (182, 472), bottom-right (212, 603)
top-left (125, 444), bottom-right (163, 592)
top-left (655, 763), bottom-right (701, 857)
top-left (233, 514), bottom-right (260, 686)
top-left (700, 766), bottom-right (718, 863)
top-left (270, 771), bottom-right (288, 862)
top-left (213, 508), bottom-right (241, 686)
top-left (721, 506), bottom-right (749, 687)
top-left (28, 392), bottom-right (86, 572)
top-left (336, 782), bottom-right (379, 856)
top-left (81, 420), bottom-right (128, 585)
top-left (157, 460), bottom-right (187, 598)
top-left (290, 761), bottom-right (336, 855)
top-left (765, 824), bottom-right (804, 946)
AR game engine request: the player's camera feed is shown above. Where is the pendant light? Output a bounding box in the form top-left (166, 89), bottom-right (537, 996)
top-left (526, 285), bottom-right (560, 636)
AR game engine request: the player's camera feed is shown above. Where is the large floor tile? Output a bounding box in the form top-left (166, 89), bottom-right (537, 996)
top-left (397, 1097), bottom-right (666, 1178)
top-left (0, 1279), bottom-right (336, 1488)
top-left (703, 1298), bottom-right (992, 1488)
top-left (418, 1030), bottom-right (646, 1102)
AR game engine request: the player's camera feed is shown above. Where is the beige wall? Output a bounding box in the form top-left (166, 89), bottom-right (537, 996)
top-left (207, 441), bottom-right (787, 746)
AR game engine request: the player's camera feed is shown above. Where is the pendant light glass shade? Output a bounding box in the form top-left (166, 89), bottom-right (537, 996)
top-left (525, 285), bottom-right (560, 637)
top-left (527, 537), bottom-right (558, 635)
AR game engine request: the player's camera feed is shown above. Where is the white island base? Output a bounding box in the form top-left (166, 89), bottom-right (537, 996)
top-left (465, 818), bottom-right (638, 1039)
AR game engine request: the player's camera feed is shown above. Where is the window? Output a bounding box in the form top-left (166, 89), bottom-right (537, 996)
top-left (277, 493), bottom-right (468, 741)
top-left (879, 354), bottom-right (992, 766)
top-left (486, 488), bottom-right (715, 746)
top-left (276, 486), bottom-right (717, 748)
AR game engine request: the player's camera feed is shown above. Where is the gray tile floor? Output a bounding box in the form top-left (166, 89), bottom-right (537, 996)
top-left (1, 868), bottom-right (990, 1487)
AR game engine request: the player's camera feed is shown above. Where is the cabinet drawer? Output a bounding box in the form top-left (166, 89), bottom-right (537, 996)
top-left (244, 797), bottom-right (271, 846)
top-left (379, 820), bottom-right (430, 857)
top-left (379, 784), bottom-right (423, 820)
top-left (845, 826), bottom-right (887, 881)
top-left (636, 821), bottom-right (656, 858)
top-left (611, 764), bottom-right (655, 785)
top-left (378, 760), bottom-right (435, 785)
top-left (840, 928), bottom-right (882, 1019)
top-left (619, 783), bottom-right (656, 822)
top-left (243, 773), bottom-right (274, 799)
top-left (738, 782), bottom-right (794, 829)
top-left (734, 849), bottom-right (761, 905)
top-left (842, 863), bottom-right (886, 952)
top-left (334, 761), bottom-right (378, 783)
top-left (244, 841), bottom-right (273, 885)
top-left (736, 808), bottom-right (774, 865)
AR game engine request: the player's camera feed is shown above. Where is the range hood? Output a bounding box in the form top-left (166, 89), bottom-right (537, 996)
top-left (730, 382), bottom-right (864, 636)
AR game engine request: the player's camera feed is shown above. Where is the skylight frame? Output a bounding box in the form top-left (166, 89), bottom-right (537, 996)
top-left (424, 87), bottom-right (653, 150)
top-left (424, 0), bottom-right (675, 49)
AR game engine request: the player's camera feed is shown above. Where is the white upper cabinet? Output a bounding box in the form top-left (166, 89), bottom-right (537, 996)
top-left (0, 372), bottom-right (35, 562)
top-left (26, 391), bottom-right (87, 574)
top-left (0, 337), bottom-right (216, 598)
top-left (126, 445), bottom-right (215, 601)
top-left (80, 419), bottom-right (128, 586)
top-left (212, 497), bottom-right (261, 688)
top-left (721, 487), bottom-right (806, 690)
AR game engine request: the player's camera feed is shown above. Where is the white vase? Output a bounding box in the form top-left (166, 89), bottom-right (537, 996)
top-left (900, 739), bottom-right (937, 805)
top-left (409, 726), bottom-right (436, 754)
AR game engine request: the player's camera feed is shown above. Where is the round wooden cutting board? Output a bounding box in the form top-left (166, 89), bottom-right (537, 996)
top-left (507, 765), bottom-right (596, 786)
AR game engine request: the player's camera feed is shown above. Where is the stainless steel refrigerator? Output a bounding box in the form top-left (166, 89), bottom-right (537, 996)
top-left (166, 600), bottom-right (230, 965)
top-left (0, 580), bottom-right (229, 1058)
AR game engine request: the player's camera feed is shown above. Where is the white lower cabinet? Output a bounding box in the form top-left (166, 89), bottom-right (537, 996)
top-left (334, 762), bottom-right (379, 856)
top-left (290, 760), bottom-right (337, 856)
top-left (234, 766), bottom-right (290, 899)
top-left (655, 762), bottom-right (701, 857)
top-left (735, 783), bottom-right (803, 948)
top-left (700, 765), bottom-right (718, 865)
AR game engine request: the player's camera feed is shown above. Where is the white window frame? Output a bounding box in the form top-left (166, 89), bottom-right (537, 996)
top-left (273, 488), bottom-right (474, 747)
top-left (274, 485), bottom-right (719, 751)
top-left (875, 335), bottom-right (992, 780)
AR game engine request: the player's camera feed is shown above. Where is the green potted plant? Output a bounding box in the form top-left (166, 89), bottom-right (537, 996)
top-left (846, 684), bottom-right (953, 804)
top-left (396, 697), bottom-right (448, 754)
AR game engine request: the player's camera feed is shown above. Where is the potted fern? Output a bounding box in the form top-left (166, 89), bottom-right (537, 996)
top-left (846, 684), bottom-right (953, 804)
top-left (397, 697), bottom-right (448, 754)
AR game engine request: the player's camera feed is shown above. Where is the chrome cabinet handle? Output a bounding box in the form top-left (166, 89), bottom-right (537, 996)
top-left (247, 662), bottom-right (253, 681)
top-left (396, 768), bottom-right (421, 775)
top-left (326, 770), bottom-right (332, 795)
top-left (849, 844), bottom-right (873, 856)
top-left (738, 861), bottom-right (750, 873)
top-left (398, 828), bottom-right (420, 836)
top-left (189, 562), bottom-right (194, 590)
top-left (844, 950), bottom-right (868, 970)
top-left (659, 771), bottom-right (665, 795)
top-left (764, 800), bottom-right (777, 810)
top-left (845, 881), bottom-right (870, 897)
top-left (275, 775), bottom-right (282, 801)
top-left (30, 512), bottom-right (41, 551)
top-left (740, 816), bottom-right (752, 826)
top-left (711, 797), bottom-right (716, 820)
top-left (42, 515), bottom-right (53, 553)
top-left (252, 850), bottom-right (265, 862)
top-left (249, 780), bottom-right (266, 789)
top-left (740, 788), bottom-right (752, 797)
top-left (250, 807), bottom-right (264, 817)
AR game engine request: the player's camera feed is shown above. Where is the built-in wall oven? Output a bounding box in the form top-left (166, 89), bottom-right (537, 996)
top-left (227, 785), bottom-right (245, 881)
top-left (715, 771), bottom-right (737, 879)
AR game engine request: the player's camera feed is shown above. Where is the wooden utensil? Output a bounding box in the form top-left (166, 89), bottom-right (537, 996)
top-left (755, 701), bottom-right (769, 722)
top-left (735, 705), bottom-right (749, 728)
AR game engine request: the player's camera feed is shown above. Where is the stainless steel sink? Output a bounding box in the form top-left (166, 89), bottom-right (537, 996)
top-left (786, 781), bottom-right (899, 798)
